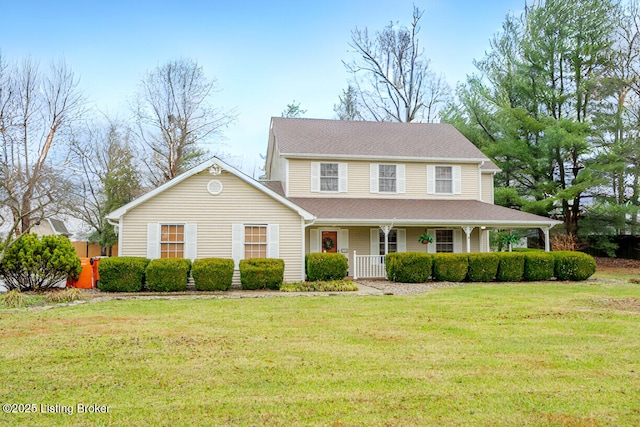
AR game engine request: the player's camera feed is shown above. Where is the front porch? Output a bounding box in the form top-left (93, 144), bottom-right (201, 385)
top-left (306, 225), bottom-right (553, 279)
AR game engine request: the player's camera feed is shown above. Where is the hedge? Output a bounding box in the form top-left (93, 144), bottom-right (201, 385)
top-left (552, 251), bottom-right (597, 281)
top-left (385, 252), bottom-right (432, 283)
top-left (432, 253), bottom-right (468, 282)
top-left (523, 252), bottom-right (555, 281)
top-left (239, 258), bottom-right (284, 290)
top-left (305, 253), bottom-right (348, 281)
top-left (496, 252), bottom-right (525, 282)
top-left (467, 253), bottom-right (499, 282)
top-left (191, 258), bottom-right (235, 291)
top-left (98, 257), bottom-right (150, 292)
top-left (145, 258), bottom-right (192, 292)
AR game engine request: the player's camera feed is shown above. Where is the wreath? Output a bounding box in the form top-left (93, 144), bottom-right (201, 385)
top-left (322, 236), bottom-right (335, 251)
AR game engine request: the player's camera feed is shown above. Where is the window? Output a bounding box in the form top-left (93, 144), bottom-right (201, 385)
top-left (435, 166), bottom-right (453, 193)
top-left (160, 224), bottom-right (184, 258)
top-left (245, 225), bottom-right (267, 259)
top-left (436, 230), bottom-right (454, 253)
top-left (379, 164), bottom-right (397, 193)
top-left (320, 163), bottom-right (339, 191)
top-left (379, 229), bottom-right (397, 255)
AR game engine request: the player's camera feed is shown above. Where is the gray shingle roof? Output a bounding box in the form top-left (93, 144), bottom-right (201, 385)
top-left (270, 118), bottom-right (498, 169)
top-left (288, 197), bottom-right (559, 227)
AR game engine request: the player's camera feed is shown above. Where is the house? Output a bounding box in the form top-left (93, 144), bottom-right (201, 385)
top-left (31, 218), bottom-right (72, 238)
top-left (106, 117), bottom-right (560, 283)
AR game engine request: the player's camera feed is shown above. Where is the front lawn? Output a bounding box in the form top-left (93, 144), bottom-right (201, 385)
top-left (0, 280), bottom-right (638, 426)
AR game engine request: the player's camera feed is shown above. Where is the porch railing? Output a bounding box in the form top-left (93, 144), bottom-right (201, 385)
top-left (352, 250), bottom-right (387, 280)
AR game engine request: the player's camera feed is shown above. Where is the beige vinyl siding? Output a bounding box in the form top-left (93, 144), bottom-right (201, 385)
top-left (119, 171), bottom-right (304, 283)
top-left (481, 173), bottom-right (494, 203)
top-left (288, 159), bottom-right (480, 199)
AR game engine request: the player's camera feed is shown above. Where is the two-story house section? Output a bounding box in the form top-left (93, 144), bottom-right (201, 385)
top-left (264, 117), bottom-right (560, 277)
top-left (108, 117), bottom-right (560, 283)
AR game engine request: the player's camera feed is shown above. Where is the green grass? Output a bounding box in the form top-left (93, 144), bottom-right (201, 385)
top-left (0, 280), bottom-right (639, 426)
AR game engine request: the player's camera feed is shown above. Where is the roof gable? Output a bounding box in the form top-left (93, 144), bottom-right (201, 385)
top-left (269, 117), bottom-right (493, 162)
top-left (106, 158), bottom-right (314, 221)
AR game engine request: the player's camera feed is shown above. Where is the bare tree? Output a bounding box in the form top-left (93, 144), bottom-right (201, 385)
top-left (344, 6), bottom-right (450, 122)
top-left (133, 58), bottom-right (236, 186)
top-left (0, 55), bottom-right (84, 258)
top-left (333, 85), bottom-right (362, 120)
top-left (66, 117), bottom-right (141, 255)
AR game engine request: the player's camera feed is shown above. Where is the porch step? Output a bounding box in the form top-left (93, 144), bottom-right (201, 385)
top-left (186, 276), bottom-right (195, 290)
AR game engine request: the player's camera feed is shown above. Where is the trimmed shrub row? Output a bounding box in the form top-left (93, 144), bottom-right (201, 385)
top-left (385, 251), bottom-right (596, 283)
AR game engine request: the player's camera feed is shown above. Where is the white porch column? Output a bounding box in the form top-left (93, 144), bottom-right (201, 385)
top-left (380, 225), bottom-right (393, 256)
top-left (462, 226), bottom-right (474, 253)
top-left (542, 227), bottom-right (550, 252)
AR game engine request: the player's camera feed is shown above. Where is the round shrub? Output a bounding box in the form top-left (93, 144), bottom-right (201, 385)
top-left (192, 258), bottom-right (234, 291)
top-left (98, 257), bottom-right (149, 292)
top-left (432, 253), bottom-right (468, 282)
top-left (523, 252), bottom-right (555, 281)
top-left (496, 252), bottom-right (525, 282)
top-left (305, 253), bottom-right (348, 281)
top-left (239, 258), bottom-right (284, 290)
top-left (145, 258), bottom-right (191, 292)
top-left (0, 234), bottom-right (81, 291)
top-left (467, 253), bottom-right (499, 282)
top-left (553, 251), bottom-right (596, 281)
top-left (385, 252), bottom-right (432, 283)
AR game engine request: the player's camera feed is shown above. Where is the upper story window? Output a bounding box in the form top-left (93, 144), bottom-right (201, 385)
top-left (320, 163), bottom-right (339, 191)
top-left (161, 224), bottom-right (184, 258)
top-left (427, 165), bottom-right (462, 195)
top-left (436, 166), bottom-right (453, 193)
top-left (311, 162), bottom-right (347, 193)
top-left (370, 163), bottom-right (405, 194)
top-left (379, 164), bottom-right (397, 193)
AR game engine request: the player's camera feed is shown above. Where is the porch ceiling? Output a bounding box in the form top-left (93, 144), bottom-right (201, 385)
top-left (289, 197), bottom-right (561, 228)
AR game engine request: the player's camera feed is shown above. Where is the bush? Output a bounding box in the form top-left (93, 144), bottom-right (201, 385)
top-left (280, 280), bottom-right (358, 292)
top-left (0, 234), bottom-right (81, 291)
top-left (496, 252), bottom-right (525, 282)
top-left (191, 258), bottom-right (234, 291)
top-left (98, 257), bottom-right (150, 292)
top-left (305, 253), bottom-right (348, 281)
top-left (146, 258), bottom-right (192, 292)
top-left (523, 252), bottom-right (555, 281)
top-left (239, 258), bottom-right (284, 290)
top-left (467, 253), bottom-right (499, 282)
top-left (385, 252), bottom-right (432, 283)
top-left (432, 253), bottom-right (468, 282)
top-left (553, 251), bottom-right (597, 281)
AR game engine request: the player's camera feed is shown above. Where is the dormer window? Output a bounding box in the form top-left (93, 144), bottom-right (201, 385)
top-left (311, 162), bottom-right (348, 193)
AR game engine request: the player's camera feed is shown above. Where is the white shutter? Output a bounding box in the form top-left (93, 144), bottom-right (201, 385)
top-left (232, 224), bottom-right (245, 268)
top-left (184, 223), bottom-right (197, 260)
top-left (309, 229), bottom-right (320, 253)
top-left (147, 223), bottom-right (160, 259)
top-left (397, 164), bottom-right (406, 193)
top-left (370, 164), bottom-right (379, 193)
top-left (427, 165), bottom-right (435, 194)
top-left (453, 229), bottom-right (463, 253)
top-left (338, 163), bottom-right (348, 193)
top-left (267, 224), bottom-right (280, 258)
top-left (453, 165), bottom-right (462, 194)
top-left (397, 229), bottom-right (406, 252)
top-left (311, 162), bottom-right (320, 192)
top-left (370, 228), bottom-right (380, 255)
top-left (338, 229), bottom-right (349, 255)
top-left (427, 228), bottom-right (436, 254)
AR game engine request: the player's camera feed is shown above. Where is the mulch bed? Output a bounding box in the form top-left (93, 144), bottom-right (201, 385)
top-left (595, 257), bottom-right (640, 269)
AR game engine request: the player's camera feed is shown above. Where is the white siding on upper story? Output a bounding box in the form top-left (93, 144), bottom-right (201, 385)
top-left (119, 170), bottom-right (305, 283)
top-left (481, 173), bottom-right (494, 204)
top-left (287, 159), bottom-right (480, 200)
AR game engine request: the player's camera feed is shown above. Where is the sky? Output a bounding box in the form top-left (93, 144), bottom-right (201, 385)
top-left (1, 0), bottom-right (525, 176)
